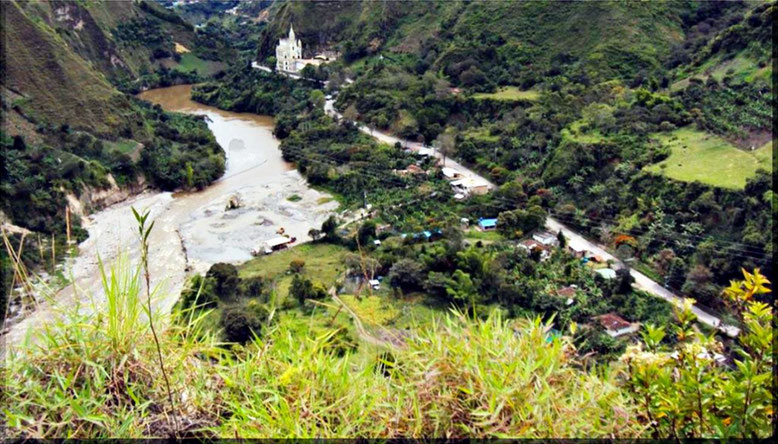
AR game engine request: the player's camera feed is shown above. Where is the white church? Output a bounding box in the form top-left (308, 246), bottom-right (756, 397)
top-left (275, 24), bottom-right (336, 74)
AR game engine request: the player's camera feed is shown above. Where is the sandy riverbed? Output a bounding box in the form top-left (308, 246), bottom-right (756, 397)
top-left (3, 85), bottom-right (336, 347)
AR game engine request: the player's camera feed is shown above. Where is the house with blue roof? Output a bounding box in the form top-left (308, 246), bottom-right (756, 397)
top-left (478, 218), bottom-right (497, 231)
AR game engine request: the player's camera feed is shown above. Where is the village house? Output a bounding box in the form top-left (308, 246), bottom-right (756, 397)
top-left (441, 167), bottom-right (463, 180)
top-left (532, 230), bottom-right (558, 247)
top-left (393, 164), bottom-right (425, 176)
top-left (567, 244), bottom-right (587, 258)
top-left (518, 239), bottom-right (550, 260)
top-left (596, 313), bottom-right (640, 337)
top-left (595, 268), bottom-right (617, 280)
top-left (556, 285), bottom-right (578, 305)
top-left (451, 177), bottom-right (491, 196)
top-left (478, 218), bottom-right (497, 231)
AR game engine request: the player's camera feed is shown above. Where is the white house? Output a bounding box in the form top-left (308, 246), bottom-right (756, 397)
top-left (596, 313), bottom-right (640, 337)
top-left (595, 268), bottom-right (617, 280)
top-left (441, 167), bottom-right (462, 180)
top-left (451, 177), bottom-right (490, 196)
top-left (532, 230), bottom-right (558, 247)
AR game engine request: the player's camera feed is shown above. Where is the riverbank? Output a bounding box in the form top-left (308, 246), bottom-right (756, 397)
top-left (3, 85), bottom-right (337, 348)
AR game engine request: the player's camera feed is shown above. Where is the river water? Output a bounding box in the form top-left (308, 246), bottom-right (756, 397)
top-left (4, 85), bottom-right (336, 346)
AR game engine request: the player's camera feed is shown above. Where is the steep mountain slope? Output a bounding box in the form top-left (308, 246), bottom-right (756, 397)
top-left (1, 0), bottom-right (203, 136)
top-left (1, 1), bottom-right (132, 135)
top-left (256, 0), bottom-right (693, 84)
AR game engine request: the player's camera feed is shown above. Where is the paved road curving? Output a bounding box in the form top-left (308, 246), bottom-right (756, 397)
top-left (324, 95), bottom-right (738, 337)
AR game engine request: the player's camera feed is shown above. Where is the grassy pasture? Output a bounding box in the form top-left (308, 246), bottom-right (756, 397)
top-left (644, 128), bottom-right (773, 189)
top-left (472, 86), bottom-right (540, 102)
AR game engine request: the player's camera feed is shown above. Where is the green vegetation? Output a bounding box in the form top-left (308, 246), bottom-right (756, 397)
top-left (472, 87), bottom-right (540, 102)
top-left (240, 243), bottom-right (349, 304)
top-left (644, 128), bottom-right (772, 189)
top-left (172, 53), bottom-right (224, 77)
top-left (2, 226), bottom-right (772, 438)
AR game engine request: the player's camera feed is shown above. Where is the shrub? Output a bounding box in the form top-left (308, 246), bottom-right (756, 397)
top-left (220, 302), bottom-right (267, 344)
top-left (289, 259), bottom-right (306, 273)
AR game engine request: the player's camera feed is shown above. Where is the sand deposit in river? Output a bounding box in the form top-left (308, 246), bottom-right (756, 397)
top-left (4, 85), bottom-right (336, 346)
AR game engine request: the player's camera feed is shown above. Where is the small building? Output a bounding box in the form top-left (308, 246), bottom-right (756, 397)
top-left (518, 239), bottom-right (550, 260)
top-left (441, 167), bottom-right (463, 180)
top-left (556, 285), bottom-right (578, 305)
top-left (478, 218), bottom-right (497, 231)
top-left (451, 177), bottom-right (491, 196)
top-left (261, 236), bottom-right (296, 254)
top-left (595, 268), bottom-right (617, 280)
top-left (373, 239), bottom-right (382, 246)
top-left (369, 279), bottom-right (381, 290)
top-left (417, 147), bottom-right (435, 157)
top-left (376, 224), bottom-right (392, 235)
top-left (568, 244), bottom-right (587, 258)
top-left (596, 313), bottom-right (640, 337)
top-left (532, 230), bottom-right (558, 247)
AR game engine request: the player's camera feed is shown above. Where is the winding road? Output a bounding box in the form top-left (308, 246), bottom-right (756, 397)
top-left (323, 97), bottom-right (739, 338)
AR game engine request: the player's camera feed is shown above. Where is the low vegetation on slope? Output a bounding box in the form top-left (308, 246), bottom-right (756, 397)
top-left (1, 245), bottom-right (772, 438)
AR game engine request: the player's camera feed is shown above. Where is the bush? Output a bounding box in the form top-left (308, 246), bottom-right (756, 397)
top-left (290, 274), bottom-right (328, 305)
top-left (220, 302), bottom-right (267, 343)
top-left (289, 259), bottom-right (306, 273)
top-left (179, 273), bottom-right (217, 310)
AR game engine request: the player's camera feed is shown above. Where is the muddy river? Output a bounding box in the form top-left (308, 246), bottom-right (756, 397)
top-left (4, 85), bottom-right (336, 345)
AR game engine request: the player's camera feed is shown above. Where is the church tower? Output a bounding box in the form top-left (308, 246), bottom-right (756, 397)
top-left (276, 24), bottom-right (302, 72)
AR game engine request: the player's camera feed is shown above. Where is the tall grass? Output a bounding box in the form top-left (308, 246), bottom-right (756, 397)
top-left (1, 213), bottom-right (644, 438)
top-left (1, 249), bottom-right (645, 439)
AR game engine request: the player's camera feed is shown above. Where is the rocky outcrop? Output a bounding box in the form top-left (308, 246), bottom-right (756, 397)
top-left (65, 174), bottom-right (148, 224)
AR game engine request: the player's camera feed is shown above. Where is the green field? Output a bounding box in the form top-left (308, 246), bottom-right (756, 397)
top-left (173, 53), bottom-right (225, 77)
top-left (472, 86), bottom-right (540, 102)
top-left (240, 243), bottom-right (349, 303)
top-left (644, 128), bottom-right (773, 189)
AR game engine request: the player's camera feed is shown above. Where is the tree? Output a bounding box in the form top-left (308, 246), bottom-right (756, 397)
top-left (615, 268), bottom-right (634, 295)
top-left (497, 205), bottom-right (545, 239)
top-left (11, 135), bottom-right (26, 151)
top-left (433, 128), bottom-right (456, 166)
top-left (445, 270), bottom-right (478, 307)
top-left (289, 258), bottom-right (305, 273)
top-left (557, 230), bottom-right (567, 249)
top-left (387, 258), bottom-right (425, 294)
top-left (300, 64), bottom-right (317, 80)
top-left (357, 220), bottom-right (376, 246)
top-left (179, 274), bottom-right (217, 310)
top-left (309, 89), bottom-right (325, 108)
top-left (321, 215), bottom-right (339, 241)
top-left (206, 263), bottom-right (239, 300)
top-left (290, 274), bottom-right (327, 305)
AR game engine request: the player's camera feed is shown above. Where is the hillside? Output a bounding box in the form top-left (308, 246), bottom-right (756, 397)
top-left (257, 0), bottom-right (692, 85)
top-left (0, 0), bottom-right (228, 324)
top-left (1, 1), bottom-right (133, 136)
